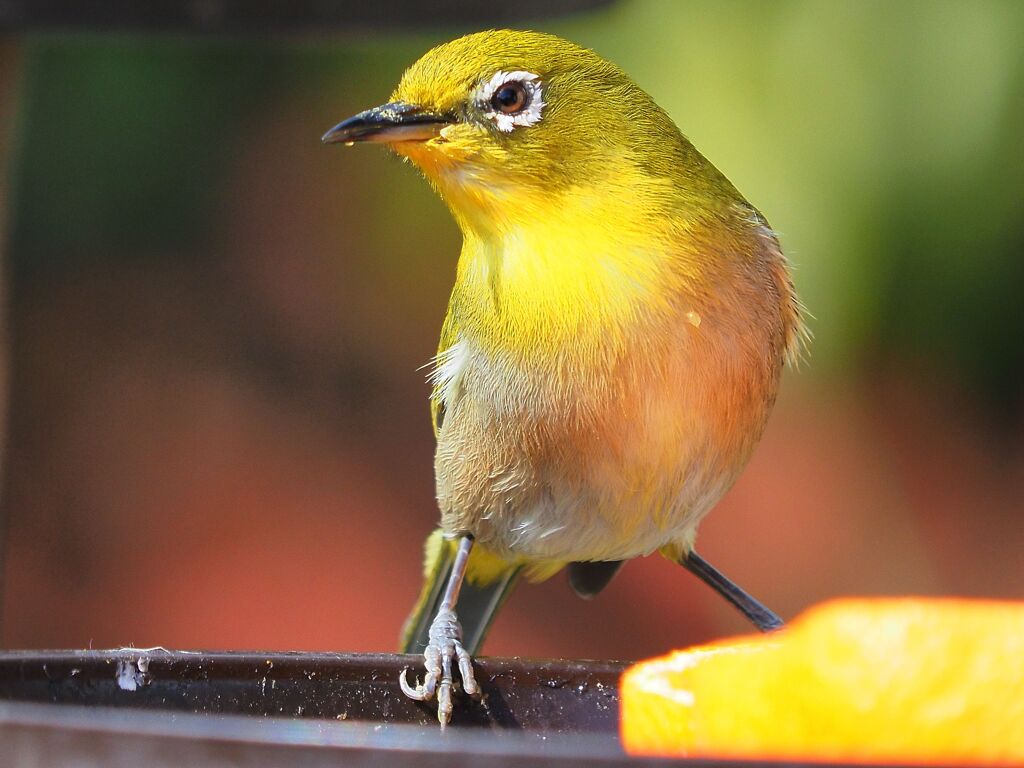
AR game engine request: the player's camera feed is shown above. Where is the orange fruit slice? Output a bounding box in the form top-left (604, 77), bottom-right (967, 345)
top-left (621, 598), bottom-right (1024, 764)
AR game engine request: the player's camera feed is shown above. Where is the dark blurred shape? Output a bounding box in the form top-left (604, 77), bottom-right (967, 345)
top-left (875, 214), bottom-right (1024, 434)
top-left (0, 0), bottom-right (614, 34)
top-left (0, 41), bottom-right (22, 634)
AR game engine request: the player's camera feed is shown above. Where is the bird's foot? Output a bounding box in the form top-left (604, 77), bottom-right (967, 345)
top-left (399, 608), bottom-right (477, 727)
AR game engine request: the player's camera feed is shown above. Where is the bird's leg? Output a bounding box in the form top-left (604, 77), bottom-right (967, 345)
top-left (399, 534), bottom-right (477, 726)
top-left (680, 550), bottom-right (784, 632)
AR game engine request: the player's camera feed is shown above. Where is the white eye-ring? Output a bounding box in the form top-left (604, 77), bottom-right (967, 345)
top-left (476, 70), bottom-right (545, 133)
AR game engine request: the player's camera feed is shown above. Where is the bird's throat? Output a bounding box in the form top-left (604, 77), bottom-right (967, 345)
top-left (449, 188), bottom-right (698, 360)
top-left (405, 147), bottom-right (726, 362)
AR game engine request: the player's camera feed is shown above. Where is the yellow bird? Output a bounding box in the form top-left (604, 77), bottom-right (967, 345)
top-left (324, 29), bottom-right (805, 726)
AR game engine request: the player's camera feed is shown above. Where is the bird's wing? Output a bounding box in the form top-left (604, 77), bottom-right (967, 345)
top-left (405, 309), bottom-right (527, 654)
top-left (429, 306), bottom-right (459, 436)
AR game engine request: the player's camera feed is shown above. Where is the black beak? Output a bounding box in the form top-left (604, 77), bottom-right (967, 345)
top-left (322, 101), bottom-right (453, 145)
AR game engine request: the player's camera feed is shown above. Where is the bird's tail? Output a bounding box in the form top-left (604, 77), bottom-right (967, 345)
top-left (400, 529), bottom-right (522, 655)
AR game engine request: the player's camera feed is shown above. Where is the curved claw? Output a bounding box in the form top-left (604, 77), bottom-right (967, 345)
top-left (398, 668), bottom-right (427, 701)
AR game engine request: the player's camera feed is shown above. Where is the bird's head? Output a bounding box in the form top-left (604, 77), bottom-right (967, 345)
top-left (324, 30), bottom-right (723, 236)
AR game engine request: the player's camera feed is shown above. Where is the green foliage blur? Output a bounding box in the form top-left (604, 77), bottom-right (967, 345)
top-left (13, 1), bottom-right (1024, 422)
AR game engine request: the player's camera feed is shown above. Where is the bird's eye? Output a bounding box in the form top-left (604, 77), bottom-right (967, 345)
top-left (477, 71), bottom-right (545, 132)
top-left (491, 81), bottom-right (529, 114)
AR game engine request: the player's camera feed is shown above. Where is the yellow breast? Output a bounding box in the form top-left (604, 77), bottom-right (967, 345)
top-left (451, 175), bottom-right (702, 354)
top-left (427, 178), bottom-right (794, 562)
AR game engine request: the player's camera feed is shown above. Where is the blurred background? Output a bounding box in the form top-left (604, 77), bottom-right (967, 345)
top-left (0, 0), bottom-right (1021, 660)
